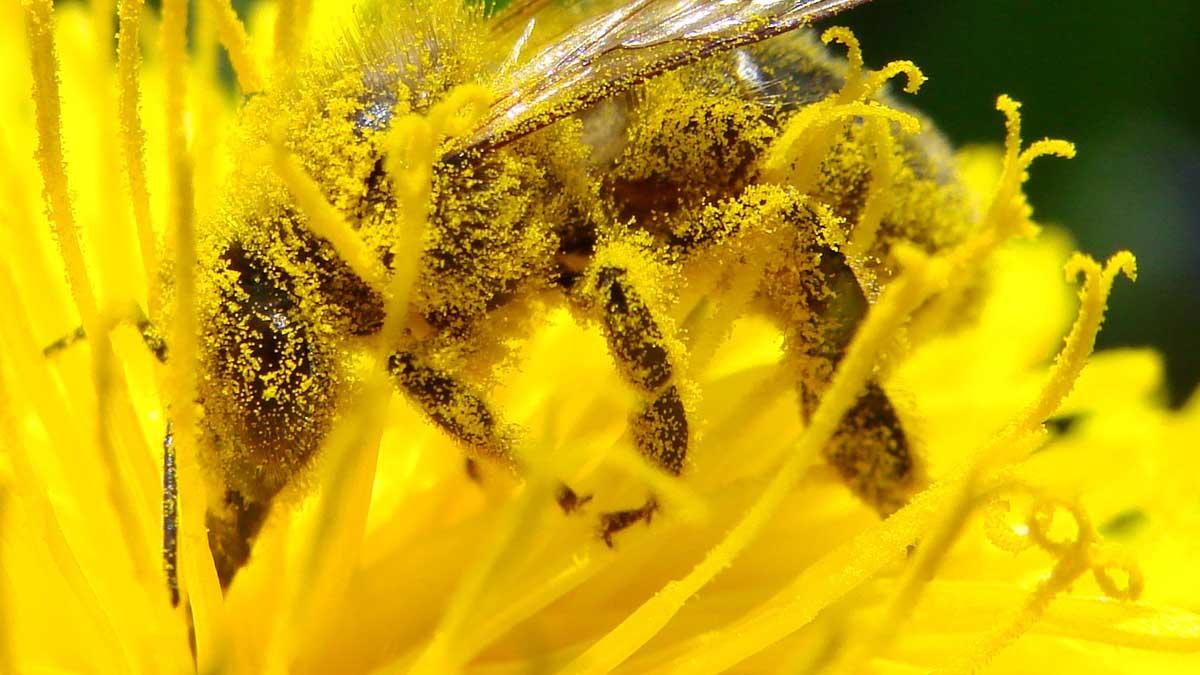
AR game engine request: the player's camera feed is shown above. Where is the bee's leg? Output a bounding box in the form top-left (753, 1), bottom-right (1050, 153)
top-left (464, 456), bottom-right (482, 483)
top-left (41, 310), bottom-right (181, 602)
top-left (41, 325), bottom-right (86, 357)
top-left (588, 265), bottom-right (688, 545)
top-left (794, 247), bottom-right (920, 516)
top-left (204, 488), bottom-right (272, 590)
top-left (387, 350), bottom-right (589, 512)
top-left (388, 350), bottom-right (513, 466)
top-left (556, 484), bottom-right (593, 514)
top-left (162, 422), bottom-right (180, 606)
top-left (42, 305), bottom-right (168, 363)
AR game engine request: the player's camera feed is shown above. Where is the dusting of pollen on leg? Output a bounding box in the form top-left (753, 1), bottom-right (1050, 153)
top-left (575, 28), bottom-right (978, 519)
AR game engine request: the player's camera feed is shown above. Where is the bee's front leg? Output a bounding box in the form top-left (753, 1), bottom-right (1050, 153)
top-left (387, 350), bottom-right (590, 513)
top-left (585, 263), bottom-right (689, 545)
top-left (42, 304), bottom-right (168, 362)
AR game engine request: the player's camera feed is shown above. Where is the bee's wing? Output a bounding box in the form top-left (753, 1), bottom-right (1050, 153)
top-left (489, 0), bottom-right (560, 35)
top-left (458, 0), bottom-right (869, 153)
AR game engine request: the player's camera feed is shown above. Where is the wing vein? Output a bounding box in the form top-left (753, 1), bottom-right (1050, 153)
top-left (457, 0), bottom-right (871, 154)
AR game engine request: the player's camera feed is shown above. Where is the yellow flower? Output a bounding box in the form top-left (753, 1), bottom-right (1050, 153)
top-left (1, 1), bottom-right (1198, 674)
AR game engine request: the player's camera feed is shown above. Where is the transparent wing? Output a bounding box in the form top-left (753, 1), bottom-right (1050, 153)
top-left (459, 0), bottom-right (870, 152)
top-left (489, 0), bottom-right (560, 36)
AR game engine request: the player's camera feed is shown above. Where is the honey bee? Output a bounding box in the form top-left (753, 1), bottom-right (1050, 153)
top-left (135, 0), bottom-right (979, 596)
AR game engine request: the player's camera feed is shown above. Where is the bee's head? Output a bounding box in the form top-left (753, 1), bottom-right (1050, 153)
top-left (198, 223), bottom-right (385, 501)
top-left (197, 241), bottom-right (327, 501)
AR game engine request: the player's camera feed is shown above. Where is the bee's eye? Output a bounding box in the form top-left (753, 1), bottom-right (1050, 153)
top-left (237, 263), bottom-right (284, 304)
top-left (355, 85), bottom-right (398, 133)
top-left (219, 242), bottom-right (304, 374)
top-left (356, 98), bottom-right (394, 132)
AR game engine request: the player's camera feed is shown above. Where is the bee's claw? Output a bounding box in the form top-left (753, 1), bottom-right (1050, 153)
top-left (465, 457), bottom-right (483, 484)
top-left (556, 484), bottom-right (592, 514)
top-left (598, 497), bottom-right (659, 547)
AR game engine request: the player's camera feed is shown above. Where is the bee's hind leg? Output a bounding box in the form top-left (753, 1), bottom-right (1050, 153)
top-left (42, 304), bottom-right (168, 362)
top-left (792, 247), bottom-right (921, 516)
top-left (387, 349), bottom-right (589, 514)
top-left (583, 262), bottom-right (689, 546)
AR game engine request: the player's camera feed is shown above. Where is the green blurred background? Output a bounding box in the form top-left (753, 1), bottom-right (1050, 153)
top-left (841, 0), bottom-right (1200, 405)
top-left (148, 0), bottom-right (1200, 404)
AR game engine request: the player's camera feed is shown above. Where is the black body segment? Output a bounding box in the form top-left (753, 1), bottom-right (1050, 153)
top-left (162, 423), bottom-right (180, 605)
top-left (388, 350), bottom-right (512, 467)
top-left (595, 266), bottom-right (675, 393)
top-left (791, 248), bottom-right (918, 515)
top-left (201, 243), bottom-right (337, 503)
top-left (206, 490), bottom-right (271, 589)
top-left (631, 385), bottom-right (688, 476)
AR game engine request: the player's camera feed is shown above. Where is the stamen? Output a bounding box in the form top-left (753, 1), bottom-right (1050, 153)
top-left (116, 0), bottom-right (160, 314)
top-left (763, 100), bottom-right (920, 190)
top-left (270, 370), bottom-right (389, 665)
top-left (823, 27), bottom-right (925, 103)
top-left (203, 0), bottom-right (265, 94)
top-left (268, 137), bottom-right (389, 293)
top-left (1091, 547), bottom-right (1145, 601)
top-left (0, 266), bottom-right (134, 670)
top-left (937, 496), bottom-right (1143, 674)
top-left (190, 4), bottom-right (224, 225)
top-left (274, 0), bottom-right (313, 79)
top-left (560, 248), bottom-right (949, 675)
top-left (160, 0), bottom-right (232, 665)
top-left (847, 117), bottom-right (897, 258)
top-left (912, 96), bottom-right (1077, 339)
top-left (763, 29), bottom-right (926, 196)
top-left (1016, 252), bottom-right (1137, 447)
top-left (270, 86), bottom-right (496, 663)
top-left (1026, 497), bottom-right (1089, 558)
top-left (830, 250), bottom-right (1136, 674)
top-left (859, 59), bottom-right (926, 99)
top-left (821, 27), bottom-right (864, 94)
top-left (381, 83), bottom-right (491, 345)
top-left (92, 312), bottom-right (155, 585)
top-left (653, 475), bottom-right (950, 674)
top-left (23, 0), bottom-right (165, 615)
top-left (984, 96), bottom-right (1077, 240)
top-left (22, 0), bottom-right (100, 328)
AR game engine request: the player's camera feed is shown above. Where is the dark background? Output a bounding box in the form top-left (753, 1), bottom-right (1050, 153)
top-left (840, 1), bottom-right (1200, 405)
top-left (139, 0), bottom-right (1200, 404)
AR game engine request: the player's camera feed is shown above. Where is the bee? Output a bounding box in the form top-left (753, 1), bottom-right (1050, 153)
top-left (112, 0), bottom-right (979, 596)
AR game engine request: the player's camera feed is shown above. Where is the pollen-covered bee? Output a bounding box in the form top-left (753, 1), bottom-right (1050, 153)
top-left (183, 0), bottom-right (977, 591)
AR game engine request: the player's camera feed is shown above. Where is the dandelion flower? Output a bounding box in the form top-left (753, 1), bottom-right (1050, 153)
top-left (1, 1), bottom-right (1198, 674)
